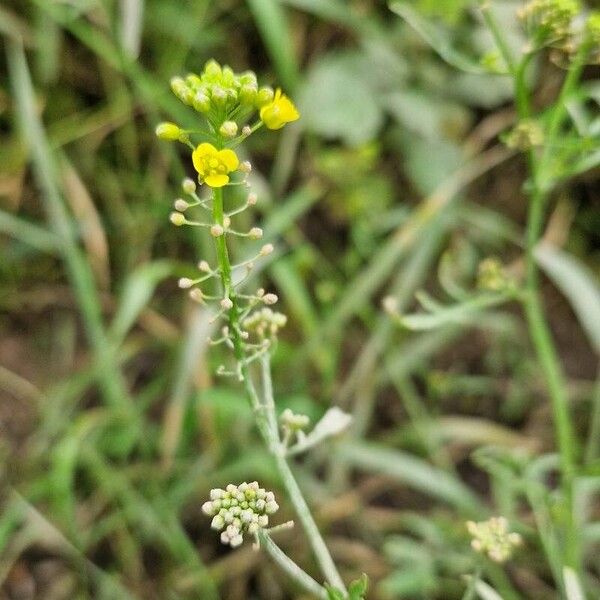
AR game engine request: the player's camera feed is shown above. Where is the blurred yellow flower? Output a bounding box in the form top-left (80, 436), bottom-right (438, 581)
top-left (259, 89), bottom-right (300, 130)
top-left (192, 143), bottom-right (239, 187)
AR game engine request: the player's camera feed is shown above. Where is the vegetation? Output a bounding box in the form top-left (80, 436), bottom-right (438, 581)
top-left (1, 1), bottom-right (599, 599)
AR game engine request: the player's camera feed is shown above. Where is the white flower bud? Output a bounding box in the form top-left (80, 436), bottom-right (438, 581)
top-left (229, 534), bottom-right (243, 548)
top-left (259, 243), bottom-right (274, 256)
top-left (220, 531), bottom-right (230, 545)
top-left (174, 199), bottom-right (189, 212)
top-left (170, 212), bottom-right (186, 226)
top-left (247, 193), bottom-right (257, 205)
top-left (189, 289), bottom-right (204, 303)
top-left (265, 500), bottom-right (279, 515)
top-left (248, 227), bottom-right (263, 240)
top-left (198, 260), bottom-right (211, 272)
top-left (210, 224), bottom-right (224, 237)
top-left (262, 293), bottom-right (278, 305)
top-left (211, 515), bottom-right (225, 530)
top-left (178, 278), bottom-right (194, 289)
top-left (182, 178), bottom-right (196, 194)
top-left (223, 216), bottom-right (231, 228)
top-left (239, 160), bottom-right (252, 174)
top-left (221, 298), bottom-right (233, 310)
top-left (219, 120), bottom-right (238, 138)
top-left (242, 125), bottom-right (252, 136)
top-left (202, 501), bottom-right (215, 516)
top-left (257, 515), bottom-right (269, 528)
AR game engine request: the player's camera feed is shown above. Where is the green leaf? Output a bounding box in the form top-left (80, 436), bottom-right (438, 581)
top-left (535, 244), bottom-right (600, 354)
top-left (348, 573), bottom-right (369, 599)
top-left (398, 293), bottom-right (512, 331)
top-left (300, 52), bottom-right (383, 145)
top-left (325, 585), bottom-right (346, 600)
top-left (389, 1), bottom-right (486, 73)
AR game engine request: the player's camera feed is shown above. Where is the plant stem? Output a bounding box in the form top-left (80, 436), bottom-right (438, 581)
top-left (258, 530), bottom-right (328, 599)
top-left (481, 5), bottom-right (585, 576)
top-left (210, 174), bottom-right (346, 593)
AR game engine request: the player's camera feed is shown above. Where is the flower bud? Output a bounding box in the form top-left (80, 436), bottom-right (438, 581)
top-left (262, 293), bottom-right (278, 305)
top-left (248, 227), bottom-right (263, 240)
top-left (182, 178), bottom-right (196, 194)
top-left (174, 198), bottom-right (189, 212)
top-left (247, 192), bottom-right (257, 205)
top-left (239, 160), bottom-right (252, 174)
top-left (178, 278), bottom-right (194, 289)
top-left (189, 289), bottom-right (204, 303)
top-left (210, 224), bottom-right (224, 237)
top-left (256, 86), bottom-right (274, 107)
top-left (242, 125), bottom-right (252, 136)
top-left (170, 212), bottom-right (186, 226)
top-left (156, 122), bottom-right (182, 141)
top-left (259, 243), bottom-right (274, 257)
top-left (221, 298), bottom-right (233, 310)
top-left (202, 501), bottom-right (215, 516)
top-left (198, 260), bottom-right (211, 272)
top-left (193, 92), bottom-right (211, 113)
top-left (219, 121), bottom-right (238, 138)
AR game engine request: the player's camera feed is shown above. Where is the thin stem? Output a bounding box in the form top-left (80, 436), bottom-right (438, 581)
top-left (257, 530), bottom-right (328, 599)
top-left (209, 160), bottom-right (346, 593)
top-left (483, 9), bottom-right (583, 578)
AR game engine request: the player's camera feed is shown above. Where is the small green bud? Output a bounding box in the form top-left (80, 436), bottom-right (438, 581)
top-left (239, 71), bottom-right (258, 86)
top-left (204, 59), bottom-right (222, 79)
top-left (256, 86), bottom-right (274, 108)
top-left (219, 120), bottom-right (238, 138)
top-left (155, 122), bottom-right (182, 141)
top-left (211, 85), bottom-right (228, 106)
top-left (193, 92), bottom-right (211, 113)
top-left (186, 74), bottom-right (202, 88)
top-left (239, 83), bottom-right (258, 105)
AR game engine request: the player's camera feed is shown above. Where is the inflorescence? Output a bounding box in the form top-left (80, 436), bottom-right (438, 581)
top-left (518, 0), bottom-right (600, 61)
top-left (202, 482), bottom-right (280, 548)
top-left (156, 60), bottom-right (300, 379)
top-left (467, 517), bottom-right (523, 563)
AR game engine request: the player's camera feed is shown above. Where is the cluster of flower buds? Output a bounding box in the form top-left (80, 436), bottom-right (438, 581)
top-left (505, 119), bottom-right (544, 151)
top-left (477, 258), bottom-right (514, 292)
top-left (202, 482), bottom-right (279, 548)
top-left (519, 0), bottom-right (581, 49)
top-left (170, 60), bottom-right (273, 118)
top-left (279, 408), bottom-right (310, 447)
top-left (242, 307), bottom-right (288, 339)
top-left (466, 517), bottom-right (523, 563)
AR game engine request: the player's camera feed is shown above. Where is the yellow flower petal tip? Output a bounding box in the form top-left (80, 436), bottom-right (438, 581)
top-left (192, 143), bottom-right (240, 188)
top-left (259, 89), bottom-right (300, 130)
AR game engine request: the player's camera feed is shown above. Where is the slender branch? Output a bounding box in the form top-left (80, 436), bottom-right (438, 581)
top-left (257, 530), bottom-right (328, 599)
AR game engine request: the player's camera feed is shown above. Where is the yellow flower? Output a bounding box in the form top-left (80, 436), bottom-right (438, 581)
top-left (192, 143), bottom-right (239, 187)
top-left (259, 89), bottom-right (300, 130)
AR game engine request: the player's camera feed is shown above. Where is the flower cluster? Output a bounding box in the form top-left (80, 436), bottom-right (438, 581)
top-left (505, 119), bottom-right (544, 151)
top-left (156, 63), bottom-right (299, 379)
top-left (477, 258), bottom-right (514, 292)
top-left (519, 0), bottom-right (581, 49)
top-left (202, 482), bottom-right (280, 548)
top-left (466, 517), bottom-right (522, 563)
top-left (242, 307), bottom-right (288, 339)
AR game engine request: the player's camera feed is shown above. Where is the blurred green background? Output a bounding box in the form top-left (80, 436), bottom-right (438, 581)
top-left (0, 0), bottom-right (599, 598)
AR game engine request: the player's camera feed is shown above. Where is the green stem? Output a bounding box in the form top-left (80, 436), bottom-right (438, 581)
top-left (210, 180), bottom-right (346, 593)
top-left (258, 530), bottom-right (328, 599)
top-left (483, 11), bottom-right (584, 578)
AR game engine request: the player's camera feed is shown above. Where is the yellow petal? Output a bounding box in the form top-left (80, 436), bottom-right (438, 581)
top-left (204, 173), bottom-right (229, 187)
top-left (218, 149), bottom-right (239, 172)
top-left (196, 142), bottom-right (217, 157)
